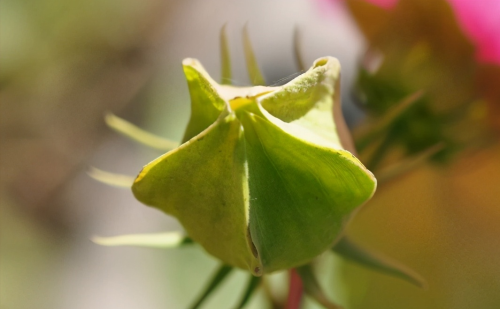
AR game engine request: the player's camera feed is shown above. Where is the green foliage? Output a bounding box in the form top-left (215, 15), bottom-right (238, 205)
top-left (332, 236), bottom-right (426, 288)
top-left (346, 0), bottom-right (500, 163)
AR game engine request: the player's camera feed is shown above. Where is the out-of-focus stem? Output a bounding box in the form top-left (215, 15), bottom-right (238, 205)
top-left (285, 269), bottom-right (303, 309)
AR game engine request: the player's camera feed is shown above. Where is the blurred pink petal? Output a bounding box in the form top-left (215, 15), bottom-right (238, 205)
top-left (448, 0), bottom-right (500, 64)
top-left (321, 0), bottom-right (500, 64)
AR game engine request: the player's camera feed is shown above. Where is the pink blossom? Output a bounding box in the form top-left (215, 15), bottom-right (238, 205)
top-left (447, 0), bottom-right (500, 64)
top-left (373, 0), bottom-right (500, 64)
top-left (321, 0), bottom-right (500, 64)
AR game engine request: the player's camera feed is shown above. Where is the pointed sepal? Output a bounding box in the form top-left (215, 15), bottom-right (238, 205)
top-left (243, 25), bottom-right (266, 86)
top-left (333, 236), bottom-right (427, 288)
top-left (220, 24), bottom-right (232, 85)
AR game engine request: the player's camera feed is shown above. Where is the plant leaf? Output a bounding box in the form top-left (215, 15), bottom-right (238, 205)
top-left (92, 231), bottom-right (192, 248)
top-left (296, 264), bottom-right (343, 309)
top-left (332, 236), bottom-right (427, 288)
top-left (243, 25), bottom-right (266, 86)
top-left (234, 275), bottom-right (261, 309)
top-left (220, 24), bottom-right (232, 85)
top-left (189, 264), bottom-right (234, 309)
top-left (105, 113), bottom-right (179, 151)
top-left (87, 166), bottom-right (134, 188)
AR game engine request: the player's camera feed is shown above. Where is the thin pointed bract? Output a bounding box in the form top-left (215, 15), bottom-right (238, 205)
top-left (92, 232), bottom-right (192, 248)
top-left (87, 166), bottom-right (134, 188)
top-left (293, 27), bottom-right (306, 72)
top-left (243, 25), bottom-right (266, 86)
top-left (333, 236), bottom-right (427, 288)
top-left (220, 24), bottom-right (232, 85)
top-left (189, 264), bottom-right (234, 309)
top-left (105, 113), bottom-right (179, 151)
top-left (296, 264), bottom-right (343, 309)
top-left (234, 275), bottom-right (261, 309)
top-left (376, 143), bottom-right (445, 183)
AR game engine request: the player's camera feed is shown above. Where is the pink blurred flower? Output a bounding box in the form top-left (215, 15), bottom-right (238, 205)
top-left (371, 0), bottom-right (500, 64)
top-left (321, 0), bottom-right (500, 64)
top-left (448, 0), bottom-right (500, 64)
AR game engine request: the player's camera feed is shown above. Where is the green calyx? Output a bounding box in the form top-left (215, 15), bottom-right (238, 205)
top-left (132, 56), bottom-right (377, 276)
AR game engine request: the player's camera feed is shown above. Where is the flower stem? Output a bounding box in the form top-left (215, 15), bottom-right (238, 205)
top-left (285, 269), bottom-right (303, 309)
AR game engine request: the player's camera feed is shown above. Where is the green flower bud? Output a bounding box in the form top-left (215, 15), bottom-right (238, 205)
top-left (131, 57), bottom-right (377, 276)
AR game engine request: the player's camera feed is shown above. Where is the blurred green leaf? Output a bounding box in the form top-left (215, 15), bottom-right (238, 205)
top-left (375, 143), bottom-right (444, 183)
top-left (189, 264), bottom-right (234, 309)
top-left (234, 275), bottom-right (261, 309)
top-left (355, 90), bottom-right (425, 152)
top-left (333, 236), bottom-right (427, 288)
top-left (346, 0), bottom-right (491, 162)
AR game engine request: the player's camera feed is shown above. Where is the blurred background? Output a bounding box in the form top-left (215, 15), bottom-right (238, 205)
top-left (1, 0), bottom-right (499, 308)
